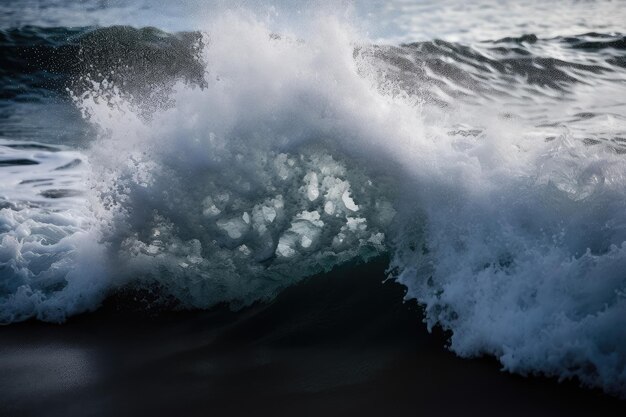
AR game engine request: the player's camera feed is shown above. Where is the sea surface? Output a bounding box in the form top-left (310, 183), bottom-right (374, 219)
top-left (1, 0), bottom-right (626, 398)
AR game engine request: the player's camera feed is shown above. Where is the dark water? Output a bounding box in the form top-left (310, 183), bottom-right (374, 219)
top-left (2, 258), bottom-right (625, 417)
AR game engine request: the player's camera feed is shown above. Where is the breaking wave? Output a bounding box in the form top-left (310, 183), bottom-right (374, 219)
top-left (1, 11), bottom-right (626, 397)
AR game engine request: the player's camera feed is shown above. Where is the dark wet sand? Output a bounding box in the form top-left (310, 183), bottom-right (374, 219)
top-left (1, 258), bottom-right (624, 417)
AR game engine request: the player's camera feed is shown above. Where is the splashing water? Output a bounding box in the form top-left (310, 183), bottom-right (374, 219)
top-left (1, 6), bottom-right (626, 397)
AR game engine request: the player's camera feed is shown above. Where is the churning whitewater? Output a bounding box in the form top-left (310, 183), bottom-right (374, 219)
top-left (1, 9), bottom-right (626, 397)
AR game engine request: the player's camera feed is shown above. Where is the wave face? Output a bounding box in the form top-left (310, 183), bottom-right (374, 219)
top-left (1, 6), bottom-right (626, 397)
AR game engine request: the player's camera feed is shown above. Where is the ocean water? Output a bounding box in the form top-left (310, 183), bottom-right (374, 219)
top-left (1, 0), bottom-right (626, 397)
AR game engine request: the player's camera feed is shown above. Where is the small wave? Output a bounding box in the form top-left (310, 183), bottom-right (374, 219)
top-left (0, 25), bottom-right (205, 100)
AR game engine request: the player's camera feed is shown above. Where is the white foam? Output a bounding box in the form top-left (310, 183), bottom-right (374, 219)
top-left (0, 140), bottom-right (108, 323)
